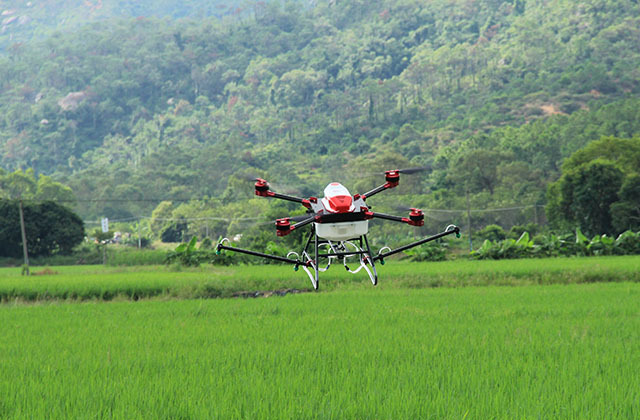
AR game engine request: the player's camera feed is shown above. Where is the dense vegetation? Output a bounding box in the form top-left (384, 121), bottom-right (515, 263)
top-left (1, 0), bottom-right (639, 248)
top-left (0, 0), bottom-right (239, 52)
top-left (471, 229), bottom-right (640, 260)
top-left (0, 169), bottom-right (83, 258)
top-left (0, 199), bottom-right (84, 258)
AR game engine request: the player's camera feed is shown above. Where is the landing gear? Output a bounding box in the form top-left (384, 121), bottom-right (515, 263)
top-left (216, 225), bottom-right (460, 291)
top-left (296, 232), bottom-right (378, 290)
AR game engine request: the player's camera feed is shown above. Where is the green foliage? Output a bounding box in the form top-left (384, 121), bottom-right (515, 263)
top-left (0, 199), bottom-right (84, 258)
top-left (507, 223), bottom-right (540, 240)
top-left (562, 160), bottom-right (623, 236)
top-left (548, 137), bottom-right (640, 236)
top-left (403, 241), bottom-right (447, 262)
top-left (472, 232), bottom-right (535, 260)
top-left (91, 228), bottom-right (112, 243)
top-left (613, 230), bottom-right (640, 255)
top-left (0, 169), bottom-right (74, 202)
top-left (0, 1), bottom-right (639, 226)
top-left (161, 222), bottom-right (187, 243)
top-left (611, 173), bottom-right (640, 233)
top-left (165, 236), bottom-right (239, 267)
top-left (476, 224), bottom-right (507, 242)
top-left (165, 236), bottom-right (200, 266)
top-left (472, 229), bottom-right (640, 260)
top-left (561, 136), bottom-right (640, 174)
top-left (199, 237), bottom-right (212, 249)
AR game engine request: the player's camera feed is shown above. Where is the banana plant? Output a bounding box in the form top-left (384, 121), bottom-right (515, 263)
top-left (166, 236), bottom-right (200, 266)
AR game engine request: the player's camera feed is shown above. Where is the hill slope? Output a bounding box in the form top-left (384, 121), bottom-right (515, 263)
top-left (0, 0), bottom-right (639, 221)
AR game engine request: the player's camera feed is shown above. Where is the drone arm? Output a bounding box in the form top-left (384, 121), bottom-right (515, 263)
top-left (276, 215), bottom-right (316, 236)
top-left (361, 170), bottom-right (400, 200)
top-left (370, 209), bottom-right (425, 226)
top-left (361, 184), bottom-right (389, 200)
top-left (370, 211), bottom-right (404, 223)
top-left (373, 225), bottom-right (460, 262)
top-left (291, 216), bottom-right (316, 230)
top-left (254, 179), bottom-right (316, 209)
top-left (270, 192), bottom-right (306, 204)
top-left (216, 241), bottom-right (309, 266)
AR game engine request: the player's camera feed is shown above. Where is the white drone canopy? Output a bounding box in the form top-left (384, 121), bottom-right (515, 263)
top-left (321, 182), bottom-right (354, 213)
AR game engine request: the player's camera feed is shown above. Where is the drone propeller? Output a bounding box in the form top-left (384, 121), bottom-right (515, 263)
top-left (239, 174), bottom-right (305, 196)
top-left (362, 165), bottom-right (433, 177)
top-left (393, 205), bottom-right (455, 222)
top-left (398, 165), bottom-right (432, 174)
top-left (234, 173), bottom-right (265, 183)
top-left (288, 213), bottom-right (316, 223)
top-left (253, 213), bottom-right (315, 227)
top-left (384, 165), bottom-right (432, 175)
top-left (393, 205), bottom-right (414, 212)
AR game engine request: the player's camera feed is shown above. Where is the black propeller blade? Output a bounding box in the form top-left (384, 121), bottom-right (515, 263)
top-left (288, 213), bottom-right (316, 223)
top-left (255, 213), bottom-right (314, 226)
top-left (364, 165), bottom-right (432, 177)
top-left (395, 165), bottom-right (432, 174)
top-left (235, 173), bottom-right (265, 182)
top-left (393, 205), bottom-right (414, 212)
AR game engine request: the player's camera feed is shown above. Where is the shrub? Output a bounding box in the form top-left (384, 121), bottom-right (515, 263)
top-left (403, 241), bottom-right (448, 262)
top-left (476, 225), bottom-right (507, 242)
top-left (165, 237), bottom-right (243, 266)
top-left (472, 229), bottom-right (640, 259)
top-left (508, 223), bottom-right (540, 239)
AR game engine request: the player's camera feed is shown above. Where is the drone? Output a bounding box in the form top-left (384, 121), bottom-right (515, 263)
top-left (216, 168), bottom-right (460, 290)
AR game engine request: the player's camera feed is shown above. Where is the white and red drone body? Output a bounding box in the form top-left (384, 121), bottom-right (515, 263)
top-left (217, 169), bottom-right (459, 290)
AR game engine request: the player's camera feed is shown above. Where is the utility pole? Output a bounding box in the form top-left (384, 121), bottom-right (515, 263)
top-left (137, 219), bottom-right (141, 249)
top-left (18, 200), bottom-right (29, 275)
top-left (466, 186), bottom-right (472, 252)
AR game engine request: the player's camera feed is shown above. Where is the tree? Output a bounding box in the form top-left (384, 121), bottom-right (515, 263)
top-left (547, 160), bottom-right (623, 236)
top-left (449, 149), bottom-right (512, 195)
top-left (561, 136), bottom-right (640, 175)
top-left (0, 169), bottom-right (74, 203)
top-left (0, 200), bottom-right (84, 257)
top-left (611, 173), bottom-right (640, 233)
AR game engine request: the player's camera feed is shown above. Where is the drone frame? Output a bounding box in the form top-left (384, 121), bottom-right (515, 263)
top-left (216, 171), bottom-right (461, 290)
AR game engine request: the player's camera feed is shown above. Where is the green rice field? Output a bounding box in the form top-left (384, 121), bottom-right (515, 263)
top-left (1, 255), bottom-right (640, 302)
top-left (1, 257), bottom-right (639, 419)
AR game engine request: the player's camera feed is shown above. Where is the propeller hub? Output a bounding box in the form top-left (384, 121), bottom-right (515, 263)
top-left (409, 208), bottom-right (424, 225)
top-left (384, 170), bottom-right (400, 185)
top-left (255, 178), bottom-right (270, 196)
top-left (275, 218), bottom-right (292, 236)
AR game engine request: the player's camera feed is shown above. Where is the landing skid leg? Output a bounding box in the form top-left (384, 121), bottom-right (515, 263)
top-left (362, 235), bottom-right (378, 286)
top-left (313, 232), bottom-right (319, 290)
top-left (300, 230), bottom-right (319, 290)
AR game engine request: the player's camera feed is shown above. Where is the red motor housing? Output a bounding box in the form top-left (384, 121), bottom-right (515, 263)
top-left (385, 170), bottom-right (400, 187)
top-left (408, 208), bottom-right (424, 226)
top-left (275, 218), bottom-right (292, 236)
top-left (255, 178), bottom-right (270, 197)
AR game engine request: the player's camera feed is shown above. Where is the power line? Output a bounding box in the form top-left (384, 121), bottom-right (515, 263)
top-left (26, 198), bottom-right (198, 203)
top-left (83, 215), bottom-right (264, 224)
top-left (82, 205), bottom-right (545, 225)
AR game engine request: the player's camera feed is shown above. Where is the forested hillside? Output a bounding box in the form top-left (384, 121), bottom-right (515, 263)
top-left (0, 0), bottom-right (240, 52)
top-left (1, 0), bottom-right (639, 242)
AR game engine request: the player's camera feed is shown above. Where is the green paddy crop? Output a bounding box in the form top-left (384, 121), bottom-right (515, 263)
top-left (1, 255), bottom-right (639, 303)
top-left (1, 283), bottom-right (639, 419)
